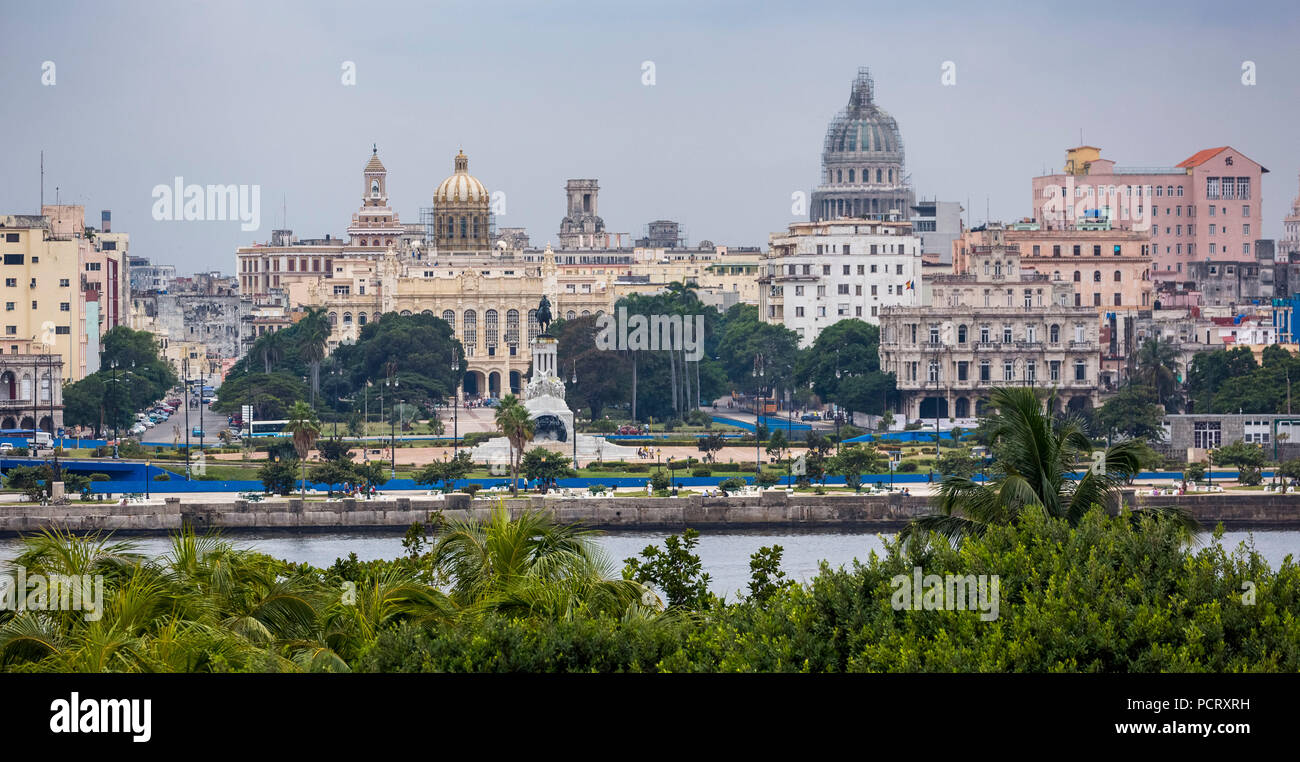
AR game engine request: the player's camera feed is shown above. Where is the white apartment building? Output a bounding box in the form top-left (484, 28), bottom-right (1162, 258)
top-left (761, 219), bottom-right (922, 347)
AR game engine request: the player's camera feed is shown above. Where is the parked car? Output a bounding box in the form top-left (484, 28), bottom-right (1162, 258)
top-left (0, 442), bottom-right (13, 454)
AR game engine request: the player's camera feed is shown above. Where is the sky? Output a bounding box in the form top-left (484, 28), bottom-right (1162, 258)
top-left (1, 0), bottom-right (1298, 273)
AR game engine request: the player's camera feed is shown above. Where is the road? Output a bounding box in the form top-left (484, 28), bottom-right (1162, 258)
top-left (140, 386), bottom-right (231, 447)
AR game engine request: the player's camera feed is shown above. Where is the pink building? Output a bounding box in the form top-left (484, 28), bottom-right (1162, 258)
top-left (1031, 146), bottom-right (1267, 282)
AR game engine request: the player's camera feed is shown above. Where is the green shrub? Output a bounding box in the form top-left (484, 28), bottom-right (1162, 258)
top-left (718, 477), bottom-right (747, 494)
top-left (462, 483), bottom-right (482, 497)
top-left (89, 473), bottom-right (111, 482)
top-left (153, 473), bottom-right (171, 481)
top-left (625, 463), bottom-right (648, 473)
top-left (897, 461), bottom-right (918, 473)
top-left (691, 468), bottom-right (711, 477)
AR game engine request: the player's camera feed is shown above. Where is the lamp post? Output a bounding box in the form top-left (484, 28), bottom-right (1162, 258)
top-left (182, 359), bottom-right (190, 478)
top-left (145, 459), bottom-right (150, 499)
top-left (570, 360), bottom-right (578, 472)
top-left (753, 353), bottom-right (766, 485)
top-left (385, 369), bottom-right (399, 479)
top-left (668, 455), bottom-right (675, 495)
top-left (451, 356), bottom-right (461, 458)
top-left (363, 380), bottom-right (371, 462)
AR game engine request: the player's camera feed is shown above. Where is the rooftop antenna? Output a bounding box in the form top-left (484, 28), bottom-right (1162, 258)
top-left (39, 151), bottom-right (44, 212)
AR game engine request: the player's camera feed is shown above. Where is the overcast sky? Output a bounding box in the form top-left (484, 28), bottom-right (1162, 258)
top-left (2, 0), bottom-right (1297, 272)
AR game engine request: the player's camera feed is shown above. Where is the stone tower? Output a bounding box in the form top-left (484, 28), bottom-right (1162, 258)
top-left (559, 179), bottom-right (605, 248)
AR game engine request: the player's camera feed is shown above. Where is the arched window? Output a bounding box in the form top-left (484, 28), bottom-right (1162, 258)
top-left (1113, 270), bottom-right (1122, 282)
top-left (328, 312), bottom-right (338, 327)
top-left (1050, 324), bottom-right (1060, 343)
top-left (957, 325), bottom-right (967, 343)
top-left (442, 310), bottom-right (455, 336)
top-left (459, 216), bottom-right (467, 239)
top-left (506, 309), bottom-right (520, 347)
top-left (566, 310), bottom-right (576, 320)
top-left (343, 312), bottom-right (353, 325)
top-left (1073, 271), bottom-right (1081, 282)
top-left (399, 310), bottom-right (412, 317)
top-left (527, 310), bottom-right (539, 343)
top-left (371, 180), bottom-right (380, 197)
top-left (484, 309), bottom-right (499, 348)
top-left (358, 313), bottom-right (367, 325)
top-left (463, 310), bottom-right (477, 355)
top-left (1093, 271), bottom-right (1101, 282)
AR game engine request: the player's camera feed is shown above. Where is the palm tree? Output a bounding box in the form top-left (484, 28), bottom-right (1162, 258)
top-left (901, 386), bottom-right (1195, 543)
top-left (1131, 336), bottom-right (1182, 412)
top-left (432, 507), bottom-right (647, 617)
top-left (494, 394), bottom-right (534, 496)
top-left (258, 330), bottom-right (285, 375)
top-left (299, 307), bottom-right (331, 405)
top-left (286, 400), bottom-right (321, 497)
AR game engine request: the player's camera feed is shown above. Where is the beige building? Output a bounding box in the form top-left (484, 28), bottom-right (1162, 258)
top-left (237, 148), bottom-right (767, 398)
top-left (880, 246), bottom-right (1102, 421)
top-left (0, 213), bottom-right (89, 381)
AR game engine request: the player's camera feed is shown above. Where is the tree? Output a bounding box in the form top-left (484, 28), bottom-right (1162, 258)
top-left (934, 448), bottom-right (980, 480)
top-left (308, 460), bottom-right (358, 497)
top-left (1212, 440), bottom-right (1266, 469)
top-left (299, 307), bottom-right (331, 406)
top-left (258, 458), bottom-right (298, 496)
top-left (286, 401), bottom-right (321, 497)
top-left (1275, 458), bottom-right (1300, 493)
top-left (413, 451), bottom-right (474, 493)
top-left (494, 394), bottom-right (534, 496)
top-left (1130, 336), bottom-right (1183, 412)
top-left (622, 529), bottom-right (713, 610)
top-left (433, 507), bottom-right (646, 617)
top-left (796, 319), bottom-right (896, 416)
top-left (316, 437), bottom-right (353, 463)
top-left (1095, 383), bottom-right (1167, 442)
top-left (829, 445), bottom-right (886, 492)
top-left (902, 386), bottom-right (1195, 543)
top-left (746, 545), bottom-right (790, 604)
top-left (697, 432), bottom-right (725, 463)
top-left (765, 429), bottom-right (788, 462)
top-left (521, 448), bottom-right (574, 493)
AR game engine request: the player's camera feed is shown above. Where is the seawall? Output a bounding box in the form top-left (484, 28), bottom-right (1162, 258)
top-left (1, 490), bottom-right (1297, 535)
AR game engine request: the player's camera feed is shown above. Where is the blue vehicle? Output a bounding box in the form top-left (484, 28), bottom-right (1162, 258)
top-left (192, 428), bottom-right (204, 437)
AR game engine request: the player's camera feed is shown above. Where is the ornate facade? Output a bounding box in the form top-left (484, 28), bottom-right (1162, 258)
top-left (879, 247), bottom-right (1101, 421)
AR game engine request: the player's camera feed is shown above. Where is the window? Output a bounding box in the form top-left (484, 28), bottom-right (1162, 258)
top-left (1002, 326), bottom-right (1012, 344)
top-left (1050, 324), bottom-right (1059, 343)
top-left (1074, 361), bottom-right (1086, 382)
top-left (957, 325), bottom-right (967, 343)
top-left (979, 361), bottom-right (990, 382)
top-left (59, 279), bottom-right (69, 287)
top-left (1193, 421), bottom-right (1221, 449)
top-left (957, 361), bottom-right (969, 382)
top-left (2, 254), bottom-right (23, 265)
top-left (979, 326), bottom-right (990, 343)
top-left (85, 262), bottom-right (101, 271)
top-left (1244, 419), bottom-right (1271, 444)
top-left (1050, 361), bottom-right (1060, 383)
top-left (929, 327), bottom-right (940, 345)
top-left (1003, 361), bottom-right (1014, 382)
top-left (60, 302), bottom-right (70, 312)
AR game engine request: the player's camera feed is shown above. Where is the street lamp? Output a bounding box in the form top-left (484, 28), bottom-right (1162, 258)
top-left (753, 353), bottom-right (766, 485)
top-left (570, 360), bottom-right (578, 472)
top-left (386, 373), bottom-right (400, 479)
top-left (182, 358), bottom-right (190, 478)
top-left (451, 356), bottom-right (461, 458)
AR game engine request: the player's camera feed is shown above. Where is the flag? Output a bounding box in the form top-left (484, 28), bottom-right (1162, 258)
top-left (905, 280), bottom-right (914, 291)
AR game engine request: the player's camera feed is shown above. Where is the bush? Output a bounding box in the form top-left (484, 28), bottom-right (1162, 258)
top-left (717, 477), bottom-right (747, 494)
top-left (462, 483), bottom-right (482, 497)
top-left (691, 468), bottom-right (711, 477)
top-left (625, 463), bottom-right (648, 473)
top-left (650, 471), bottom-right (671, 492)
top-left (587, 484), bottom-right (607, 495)
top-left (897, 461), bottom-right (918, 473)
top-left (460, 432), bottom-right (492, 448)
top-left (153, 473), bottom-right (170, 481)
top-left (88, 473), bottom-right (111, 482)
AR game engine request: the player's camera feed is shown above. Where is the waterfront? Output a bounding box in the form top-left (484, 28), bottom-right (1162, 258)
top-left (1, 529), bottom-right (1294, 599)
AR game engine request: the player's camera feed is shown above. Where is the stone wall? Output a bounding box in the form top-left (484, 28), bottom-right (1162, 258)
top-left (1, 490), bottom-right (1297, 535)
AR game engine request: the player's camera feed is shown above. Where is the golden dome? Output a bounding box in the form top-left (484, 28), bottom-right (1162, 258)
top-left (434, 150), bottom-right (488, 204)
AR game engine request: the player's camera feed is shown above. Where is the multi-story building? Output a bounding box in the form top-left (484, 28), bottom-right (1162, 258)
top-left (761, 219), bottom-right (922, 347)
top-left (1279, 172), bottom-right (1300, 266)
top-left (954, 220), bottom-right (1155, 388)
top-left (0, 352), bottom-right (64, 433)
top-left (1031, 145), bottom-right (1268, 281)
top-left (810, 68), bottom-right (915, 223)
top-left (879, 247), bottom-right (1101, 421)
top-left (910, 200), bottom-right (964, 264)
top-left (129, 256), bottom-right (177, 294)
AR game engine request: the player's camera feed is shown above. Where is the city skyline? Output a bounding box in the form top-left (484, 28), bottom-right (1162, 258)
top-left (2, 0), bottom-right (1298, 270)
